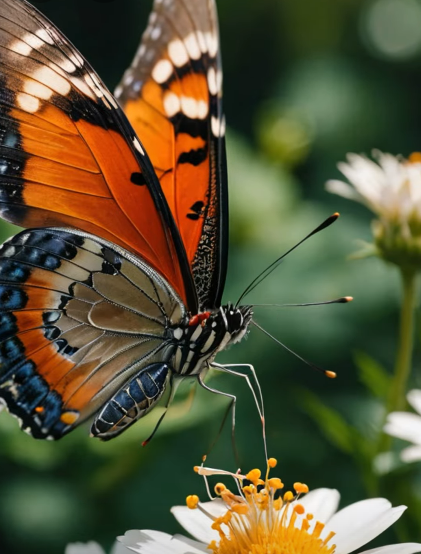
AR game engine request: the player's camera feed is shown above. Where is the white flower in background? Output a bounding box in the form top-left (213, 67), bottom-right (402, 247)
top-left (65, 540), bottom-right (128, 554)
top-left (118, 458), bottom-right (421, 554)
top-left (385, 389), bottom-right (421, 462)
top-left (326, 151), bottom-right (421, 269)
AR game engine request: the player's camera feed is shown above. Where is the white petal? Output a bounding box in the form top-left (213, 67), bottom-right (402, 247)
top-left (407, 390), bottom-right (421, 415)
top-left (118, 530), bottom-right (208, 554)
top-left (324, 499), bottom-right (406, 554)
top-left (384, 413), bottom-right (421, 445)
top-left (300, 488), bottom-right (340, 523)
top-left (65, 542), bottom-right (106, 554)
top-left (361, 543), bottom-right (421, 554)
top-left (325, 180), bottom-right (363, 201)
top-left (111, 540), bottom-right (132, 554)
top-left (171, 501), bottom-right (226, 544)
top-left (401, 445), bottom-right (421, 463)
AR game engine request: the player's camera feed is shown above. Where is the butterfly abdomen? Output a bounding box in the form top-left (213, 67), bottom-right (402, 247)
top-left (91, 362), bottom-right (170, 440)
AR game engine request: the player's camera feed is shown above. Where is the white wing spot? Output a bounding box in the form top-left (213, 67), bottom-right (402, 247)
top-left (195, 31), bottom-right (207, 54)
top-left (70, 77), bottom-right (96, 100)
top-left (208, 68), bottom-right (223, 96)
top-left (17, 93), bottom-right (40, 113)
top-left (151, 26), bottom-right (162, 40)
top-left (11, 32), bottom-right (45, 56)
top-left (69, 52), bottom-right (84, 69)
top-left (207, 67), bottom-right (218, 95)
top-left (205, 32), bottom-right (218, 57)
top-left (168, 39), bottom-right (189, 67)
top-left (180, 96), bottom-right (208, 119)
top-left (35, 28), bottom-right (54, 45)
top-left (25, 33), bottom-right (45, 49)
top-left (163, 91), bottom-right (181, 117)
top-left (31, 66), bottom-right (71, 96)
top-left (181, 96), bottom-right (198, 118)
top-left (184, 32), bottom-right (202, 59)
top-left (211, 115), bottom-right (223, 137)
top-left (103, 88), bottom-right (118, 109)
top-left (24, 79), bottom-right (53, 101)
top-left (10, 40), bottom-right (32, 57)
top-left (220, 116), bottom-right (226, 136)
top-left (152, 59), bottom-right (173, 84)
top-left (59, 58), bottom-right (77, 74)
top-left (133, 137), bottom-right (145, 155)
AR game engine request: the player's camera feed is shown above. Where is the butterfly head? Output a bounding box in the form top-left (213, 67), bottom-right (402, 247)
top-left (219, 303), bottom-right (253, 345)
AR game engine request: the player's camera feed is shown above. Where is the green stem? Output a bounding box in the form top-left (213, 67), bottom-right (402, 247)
top-left (378, 269), bottom-right (417, 453)
top-left (388, 269), bottom-right (417, 413)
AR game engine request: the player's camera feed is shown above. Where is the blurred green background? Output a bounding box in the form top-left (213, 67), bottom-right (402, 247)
top-left (1, 0), bottom-right (421, 552)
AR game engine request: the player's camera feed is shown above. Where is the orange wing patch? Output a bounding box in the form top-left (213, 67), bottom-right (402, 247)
top-left (0, 0), bottom-right (196, 309)
top-left (116, 0), bottom-right (227, 309)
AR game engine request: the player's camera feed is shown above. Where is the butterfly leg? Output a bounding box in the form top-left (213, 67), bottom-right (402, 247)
top-left (197, 370), bottom-right (240, 465)
top-left (211, 363), bottom-right (267, 461)
top-left (91, 362), bottom-right (171, 440)
top-left (141, 374), bottom-right (184, 447)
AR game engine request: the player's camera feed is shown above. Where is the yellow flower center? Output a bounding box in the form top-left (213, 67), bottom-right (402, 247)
top-left (408, 152), bottom-right (421, 164)
top-left (190, 459), bottom-right (336, 554)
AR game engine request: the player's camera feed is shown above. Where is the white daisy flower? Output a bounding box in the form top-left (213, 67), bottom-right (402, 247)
top-left (65, 540), bottom-right (128, 554)
top-left (385, 389), bottom-right (421, 462)
top-left (117, 458), bottom-right (421, 554)
top-left (326, 151), bottom-right (421, 269)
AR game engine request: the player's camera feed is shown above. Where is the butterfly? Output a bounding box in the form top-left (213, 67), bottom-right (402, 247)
top-left (0, 0), bottom-right (260, 441)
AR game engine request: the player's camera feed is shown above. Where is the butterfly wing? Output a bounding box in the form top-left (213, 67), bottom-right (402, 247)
top-left (0, 228), bottom-right (186, 439)
top-left (0, 0), bottom-right (197, 310)
top-left (115, 0), bottom-right (228, 310)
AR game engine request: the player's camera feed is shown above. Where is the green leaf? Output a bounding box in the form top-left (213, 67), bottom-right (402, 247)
top-left (354, 351), bottom-right (391, 399)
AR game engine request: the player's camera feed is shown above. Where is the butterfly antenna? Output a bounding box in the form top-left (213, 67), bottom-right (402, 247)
top-left (253, 296), bottom-right (353, 308)
top-left (235, 213), bottom-right (340, 307)
top-left (251, 320), bottom-right (337, 379)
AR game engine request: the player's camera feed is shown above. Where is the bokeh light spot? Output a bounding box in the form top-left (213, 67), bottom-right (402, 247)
top-left (362, 0), bottom-right (421, 60)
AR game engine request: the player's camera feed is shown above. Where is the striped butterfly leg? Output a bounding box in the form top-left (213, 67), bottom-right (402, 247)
top-left (91, 362), bottom-right (172, 440)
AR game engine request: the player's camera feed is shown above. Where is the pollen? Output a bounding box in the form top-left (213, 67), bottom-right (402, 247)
top-left (186, 495), bottom-right (199, 509)
top-left (246, 468), bottom-right (261, 484)
top-left (294, 482), bottom-right (309, 494)
top-left (191, 460), bottom-right (337, 554)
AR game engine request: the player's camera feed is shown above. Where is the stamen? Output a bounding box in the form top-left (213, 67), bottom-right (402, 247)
top-left (215, 483), bottom-right (227, 495)
top-left (294, 482), bottom-right (309, 494)
top-left (192, 460), bottom-right (337, 554)
top-left (246, 469), bottom-right (261, 484)
top-left (294, 504), bottom-right (305, 515)
top-left (232, 503), bottom-right (249, 515)
top-left (268, 477), bottom-right (284, 490)
top-left (186, 495), bottom-right (199, 509)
